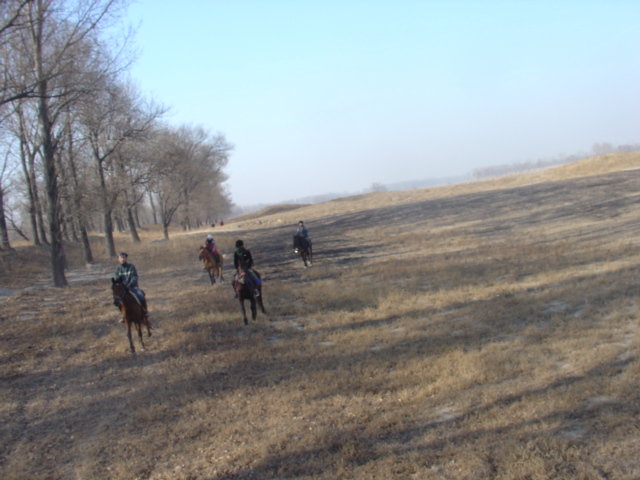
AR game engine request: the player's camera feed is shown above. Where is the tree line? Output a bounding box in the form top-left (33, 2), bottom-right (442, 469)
top-left (0, 0), bottom-right (233, 287)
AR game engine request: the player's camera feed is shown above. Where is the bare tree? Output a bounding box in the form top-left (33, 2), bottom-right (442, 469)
top-left (148, 125), bottom-right (231, 240)
top-left (114, 137), bottom-right (158, 243)
top-left (9, 0), bottom-right (132, 286)
top-left (78, 79), bottom-right (164, 256)
top-left (171, 125), bottom-right (232, 231)
top-left (7, 99), bottom-right (48, 244)
top-left (58, 106), bottom-right (95, 261)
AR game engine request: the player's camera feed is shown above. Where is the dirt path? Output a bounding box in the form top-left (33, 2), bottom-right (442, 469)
top-left (0, 262), bottom-right (112, 301)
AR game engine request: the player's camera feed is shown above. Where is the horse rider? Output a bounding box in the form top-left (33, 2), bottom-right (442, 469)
top-left (233, 239), bottom-right (260, 297)
top-left (114, 252), bottom-right (149, 322)
top-left (294, 220), bottom-right (311, 252)
top-left (203, 234), bottom-right (221, 265)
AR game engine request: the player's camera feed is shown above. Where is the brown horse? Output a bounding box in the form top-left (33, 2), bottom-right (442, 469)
top-left (293, 235), bottom-right (313, 267)
top-left (234, 268), bottom-right (266, 325)
top-left (112, 277), bottom-right (152, 355)
top-left (199, 247), bottom-right (224, 284)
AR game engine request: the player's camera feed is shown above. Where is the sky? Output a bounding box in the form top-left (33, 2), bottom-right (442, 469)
top-left (125, 0), bottom-right (640, 207)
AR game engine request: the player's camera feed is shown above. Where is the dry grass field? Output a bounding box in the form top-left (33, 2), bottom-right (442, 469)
top-left (2, 153), bottom-right (640, 479)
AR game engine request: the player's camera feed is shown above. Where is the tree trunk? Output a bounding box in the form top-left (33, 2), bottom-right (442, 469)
top-left (65, 113), bottom-right (93, 263)
top-left (29, 140), bottom-right (48, 245)
top-left (133, 204), bottom-right (141, 229)
top-left (183, 189), bottom-right (191, 231)
top-left (103, 209), bottom-right (115, 256)
top-left (127, 206), bottom-right (140, 243)
top-left (79, 222), bottom-right (93, 263)
top-left (17, 109), bottom-right (41, 246)
top-left (96, 160), bottom-right (116, 257)
top-left (33, 5), bottom-right (66, 287)
top-left (0, 185), bottom-right (12, 249)
top-left (148, 190), bottom-right (157, 224)
top-left (34, 172), bottom-right (48, 245)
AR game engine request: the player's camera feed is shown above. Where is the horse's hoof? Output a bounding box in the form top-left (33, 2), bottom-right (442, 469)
top-left (244, 319), bottom-right (248, 326)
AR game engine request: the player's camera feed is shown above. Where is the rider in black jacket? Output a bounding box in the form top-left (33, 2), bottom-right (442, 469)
top-left (233, 240), bottom-right (260, 296)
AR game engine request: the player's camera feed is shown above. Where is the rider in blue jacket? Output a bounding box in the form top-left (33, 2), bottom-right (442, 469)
top-left (294, 220), bottom-right (311, 252)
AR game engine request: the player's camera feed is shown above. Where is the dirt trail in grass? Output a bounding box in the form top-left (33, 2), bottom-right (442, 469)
top-left (0, 262), bottom-right (112, 305)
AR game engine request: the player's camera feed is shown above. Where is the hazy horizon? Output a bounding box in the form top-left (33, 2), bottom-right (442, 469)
top-left (126, 1), bottom-right (640, 206)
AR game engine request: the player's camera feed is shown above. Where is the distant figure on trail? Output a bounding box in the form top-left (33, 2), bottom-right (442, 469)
top-left (114, 252), bottom-right (149, 322)
top-left (293, 220), bottom-right (311, 252)
top-left (203, 234), bottom-right (221, 265)
top-left (233, 239), bottom-right (260, 297)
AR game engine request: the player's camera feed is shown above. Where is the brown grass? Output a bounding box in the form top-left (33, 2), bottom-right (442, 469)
top-left (2, 153), bottom-right (640, 479)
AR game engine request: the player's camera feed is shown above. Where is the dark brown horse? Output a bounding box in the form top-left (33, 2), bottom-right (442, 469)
top-left (112, 277), bottom-right (152, 354)
top-left (293, 235), bottom-right (313, 267)
top-left (199, 247), bottom-right (224, 284)
top-left (234, 268), bottom-right (266, 325)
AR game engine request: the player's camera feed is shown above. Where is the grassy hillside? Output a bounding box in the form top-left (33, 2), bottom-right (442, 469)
top-left (1, 153), bottom-right (640, 479)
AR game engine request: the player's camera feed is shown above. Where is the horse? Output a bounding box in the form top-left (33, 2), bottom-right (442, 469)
top-left (293, 235), bottom-right (313, 267)
top-left (234, 267), bottom-right (266, 325)
top-left (111, 277), bottom-right (152, 355)
top-left (199, 247), bottom-right (224, 284)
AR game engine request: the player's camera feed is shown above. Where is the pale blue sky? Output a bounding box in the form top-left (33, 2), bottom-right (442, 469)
top-left (126, 1), bottom-right (640, 206)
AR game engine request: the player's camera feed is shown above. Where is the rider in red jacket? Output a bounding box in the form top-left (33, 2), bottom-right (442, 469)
top-left (203, 234), bottom-right (221, 265)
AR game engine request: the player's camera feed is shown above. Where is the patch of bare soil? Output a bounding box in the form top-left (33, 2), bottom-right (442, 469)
top-left (2, 162), bottom-right (640, 479)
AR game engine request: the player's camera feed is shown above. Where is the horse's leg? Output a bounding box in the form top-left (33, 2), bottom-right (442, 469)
top-left (126, 321), bottom-right (136, 355)
top-left (250, 296), bottom-right (257, 321)
top-left (144, 316), bottom-right (152, 337)
top-left (135, 321), bottom-right (146, 351)
top-left (239, 298), bottom-right (248, 325)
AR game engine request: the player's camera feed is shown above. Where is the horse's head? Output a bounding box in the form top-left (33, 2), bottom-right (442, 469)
top-left (237, 271), bottom-right (247, 284)
top-left (198, 247), bottom-right (207, 260)
top-left (112, 277), bottom-right (128, 307)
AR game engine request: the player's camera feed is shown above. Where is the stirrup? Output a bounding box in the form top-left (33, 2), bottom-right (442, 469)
top-left (254, 289), bottom-right (260, 297)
